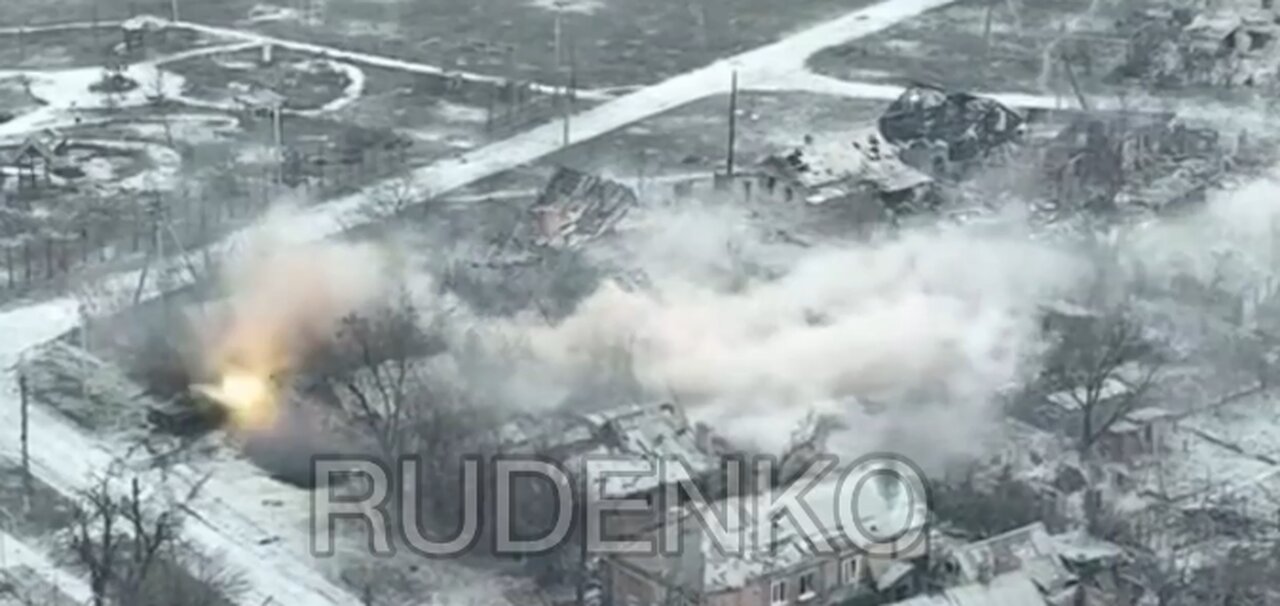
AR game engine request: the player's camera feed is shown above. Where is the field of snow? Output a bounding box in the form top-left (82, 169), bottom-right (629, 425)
top-left (806, 0), bottom-right (1115, 94)
top-left (41, 0), bottom-right (898, 87)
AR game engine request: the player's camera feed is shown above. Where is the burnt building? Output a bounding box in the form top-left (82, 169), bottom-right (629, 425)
top-left (878, 84), bottom-right (1025, 176)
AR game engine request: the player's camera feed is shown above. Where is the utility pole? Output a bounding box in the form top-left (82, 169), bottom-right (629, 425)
top-left (983, 0), bottom-right (995, 58)
top-left (272, 103), bottom-right (284, 153)
top-left (19, 371), bottom-right (30, 492)
top-left (562, 45), bottom-right (575, 147)
top-left (725, 70), bottom-right (738, 177)
top-left (554, 1), bottom-right (566, 71)
top-left (80, 304), bottom-right (90, 403)
top-left (1061, 55), bottom-right (1091, 112)
top-left (170, 0), bottom-right (180, 21)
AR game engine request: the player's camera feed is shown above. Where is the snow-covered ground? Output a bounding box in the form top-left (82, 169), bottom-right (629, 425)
top-left (0, 0), bottom-right (1023, 602)
top-left (171, 18), bottom-right (616, 102)
top-left (0, 528), bottom-right (92, 604)
top-left (0, 43), bottom-right (254, 140)
top-left (72, 138), bottom-right (184, 193)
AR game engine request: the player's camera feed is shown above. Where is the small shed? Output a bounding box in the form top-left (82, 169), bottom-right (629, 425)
top-left (5, 132), bottom-right (69, 191)
top-left (1094, 406), bottom-right (1175, 461)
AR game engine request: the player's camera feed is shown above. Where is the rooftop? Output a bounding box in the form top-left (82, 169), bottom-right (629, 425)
top-left (758, 127), bottom-right (933, 204)
top-left (687, 465), bottom-right (929, 591)
top-left (949, 522), bottom-right (1073, 593)
top-left (496, 402), bottom-right (719, 499)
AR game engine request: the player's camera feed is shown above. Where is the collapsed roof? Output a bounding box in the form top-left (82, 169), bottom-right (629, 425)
top-left (757, 128), bottom-right (934, 205)
top-left (529, 167), bottom-right (638, 250)
top-left (878, 84), bottom-right (1024, 162)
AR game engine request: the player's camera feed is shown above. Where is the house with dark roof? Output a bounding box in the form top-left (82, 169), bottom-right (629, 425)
top-left (3, 130), bottom-right (70, 192)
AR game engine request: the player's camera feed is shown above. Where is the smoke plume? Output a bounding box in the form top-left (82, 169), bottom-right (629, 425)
top-left (472, 205), bottom-right (1085, 468)
top-left (196, 206), bottom-right (393, 430)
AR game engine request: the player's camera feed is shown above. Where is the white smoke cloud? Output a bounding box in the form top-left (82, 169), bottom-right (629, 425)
top-left (198, 205), bottom-right (393, 399)
top-left (476, 206), bottom-right (1085, 468)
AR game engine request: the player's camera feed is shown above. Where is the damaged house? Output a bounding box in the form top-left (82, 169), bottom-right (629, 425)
top-left (877, 84), bottom-right (1025, 177)
top-left (528, 167), bottom-right (638, 250)
top-left (1039, 112), bottom-right (1221, 213)
top-left (1120, 8), bottom-right (1280, 88)
top-left (605, 471), bottom-right (933, 606)
top-left (755, 128), bottom-right (938, 220)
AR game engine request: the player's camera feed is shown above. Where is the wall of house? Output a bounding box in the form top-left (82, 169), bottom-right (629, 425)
top-left (607, 560), bottom-right (660, 606)
top-left (708, 584), bottom-right (767, 606)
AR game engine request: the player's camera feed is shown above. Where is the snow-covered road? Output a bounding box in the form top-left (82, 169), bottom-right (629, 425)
top-left (0, 372), bottom-right (364, 606)
top-left (0, 0), bottom-right (966, 603)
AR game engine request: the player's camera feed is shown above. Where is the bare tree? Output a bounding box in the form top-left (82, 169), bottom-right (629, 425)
top-left (64, 474), bottom-right (176, 605)
top-left (1039, 305), bottom-right (1161, 456)
top-left (313, 291), bottom-right (435, 463)
top-left (310, 292), bottom-right (498, 530)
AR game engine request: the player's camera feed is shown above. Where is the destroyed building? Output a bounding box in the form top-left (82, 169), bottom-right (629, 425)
top-left (1039, 112), bottom-right (1221, 213)
top-left (1119, 9), bottom-right (1280, 88)
top-left (528, 167), bottom-right (638, 250)
top-left (877, 84), bottom-right (1025, 176)
top-left (755, 128), bottom-right (938, 219)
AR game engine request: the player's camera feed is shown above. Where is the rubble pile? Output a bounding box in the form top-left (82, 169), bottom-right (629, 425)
top-left (1119, 8), bottom-right (1280, 88)
top-left (528, 167), bottom-right (637, 250)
